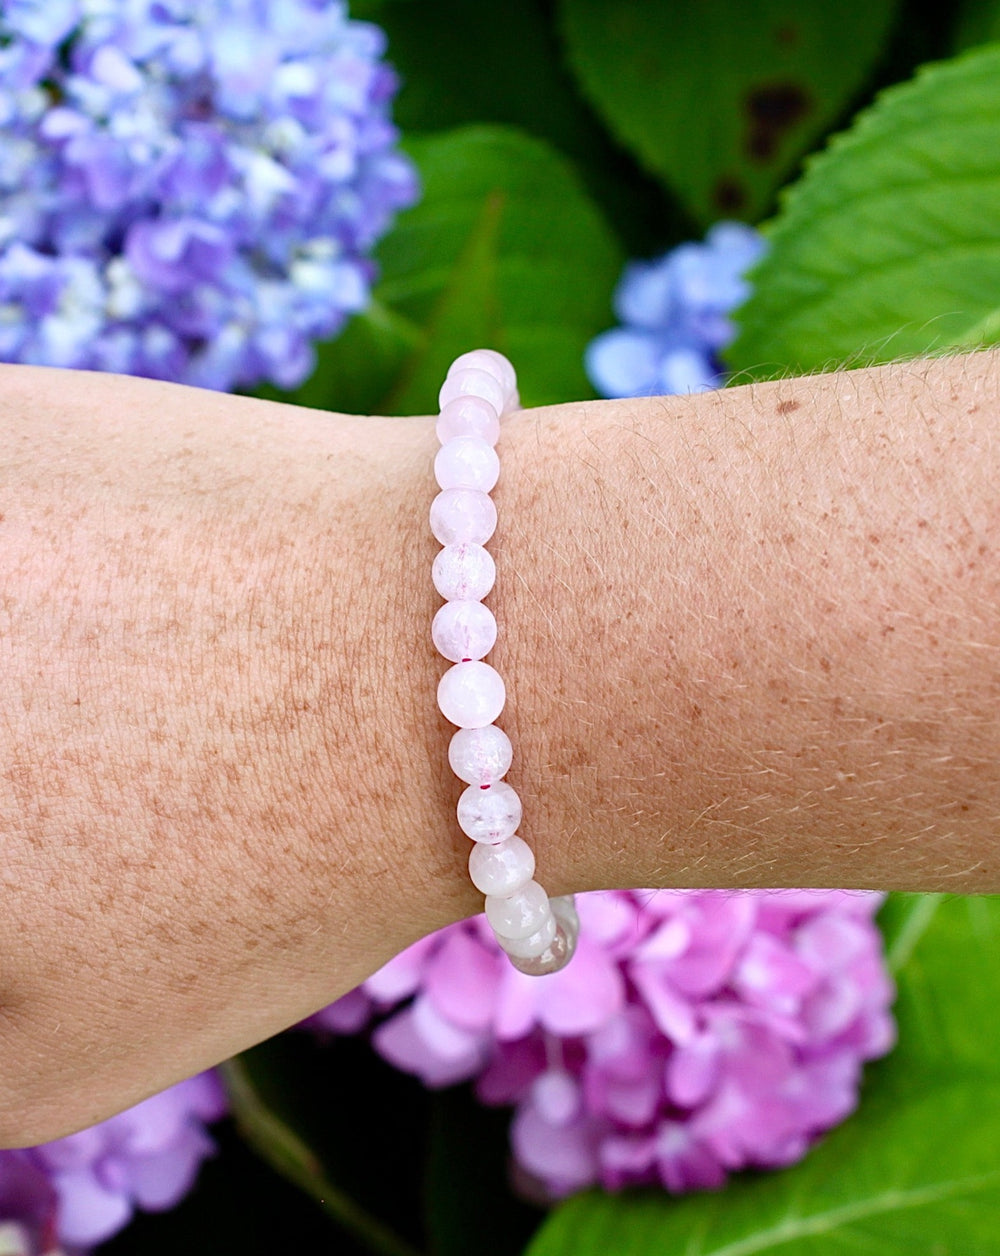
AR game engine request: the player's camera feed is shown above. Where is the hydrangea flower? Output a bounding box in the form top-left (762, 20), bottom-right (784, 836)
top-left (0, 1070), bottom-right (226, 1253)
top-left (586, 222), bottom-right (765, 397)
top-left (0, 0), bottom-right (419, 391)
top-left (0, 1221), bottom-right (64, 1256)
top-left (308, 890), bottom-right (895, 1200)
top-left (0, 1150), bottom-right (60, 1256)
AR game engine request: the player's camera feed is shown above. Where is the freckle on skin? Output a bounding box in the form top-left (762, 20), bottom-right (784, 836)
top-left (776, 400), bottom-right (800, 415)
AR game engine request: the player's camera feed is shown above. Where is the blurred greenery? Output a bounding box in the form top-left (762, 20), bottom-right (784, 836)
top-left (114, 0), bottom-right (1000, 1252)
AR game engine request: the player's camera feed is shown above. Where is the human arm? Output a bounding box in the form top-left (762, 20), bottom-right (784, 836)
top-left (0, 349), bottom-right (996, 1144)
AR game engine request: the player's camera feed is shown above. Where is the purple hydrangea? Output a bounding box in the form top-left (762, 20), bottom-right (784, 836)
top-left (0, 0), bottom-right (419, 391)
top-left (586, 222), bottom-right (765, 397)
top-left (0, 1221), bottom-right (64, 1256)
top-left (0, 1150), bottom-right (60, 1256)
top-left (308, 890), bottom-right (895, 1200)
top-left (0, 1070), bottom-right (226, 1253)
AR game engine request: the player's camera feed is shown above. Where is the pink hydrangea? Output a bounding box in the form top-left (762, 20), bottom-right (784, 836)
top-left (308, 889), bottom-right (895, 1199)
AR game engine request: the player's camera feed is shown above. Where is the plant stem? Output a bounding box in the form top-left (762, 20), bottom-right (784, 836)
top-left (219, 1055), bottom-right (425, 1256)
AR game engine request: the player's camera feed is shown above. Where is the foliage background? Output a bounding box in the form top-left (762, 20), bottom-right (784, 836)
top-left (102, 0), bottom-right (1000, 1251)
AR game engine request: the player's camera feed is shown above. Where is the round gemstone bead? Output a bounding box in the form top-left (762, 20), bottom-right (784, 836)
top-left (432, 599), bottom-right (497, 663)
top-left (448, 724), bottom-right (513, 785)
top-left (494, 914), bottom-right (557, 959)
top-left (432, 351), bottom-right (572, 976)
top-left (448, 349), bottom-right (517, 402)
top-left (485, 879), bottom-right (550, 939)
top-left (494, 907), bottom-right (557, 957)
top-left (434, 436), bottom-right (500, 493)
top-left (506, 894), bottom-right (578, 974)
top-left (432, 542), bottom-right (495, 601)
top-left (507, 916), bottom-right (576, 974)
top-left (436, 396), bottom-right (501, 446)
top-left (429, 489), bottom-right (497, 546)
top-left (550, 894), bottom-right (579, 936)
top-left (468, 834), bottom-right (535, 896)
top-left (497, 913), bottom-right (558, 959)
top-left (438, 367), bottom-right (506, 415)
top-left (437, 661), bottom-right (505, 728)
top-left (457, 779), bottom-right (522, 843)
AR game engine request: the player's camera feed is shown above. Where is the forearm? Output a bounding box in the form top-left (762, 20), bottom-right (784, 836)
top-left (0, 365), bottom-right (437, 1142)
top-left (1, 350), bottom-right (998, 1144)
top-left (487, 350), bottom-right (1000, 899)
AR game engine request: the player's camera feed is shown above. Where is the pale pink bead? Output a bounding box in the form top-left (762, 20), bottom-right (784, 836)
top-left (448, 349), bottom-right (517, 403)
top-left (448, 724), bottom-right (513, 785)
top-left (486, 880), bottom-right (552, 940)
top-left (432, 599), bottom-right (497, 662)
top-left (468, 834), bottom-right (535, 896)
top-left (507, 919), bottom-right (576, 974)
top-left (438, 367), bottom-right (505, 415)
top-left (497, 911), bottom-right (558, 959)
top-left (437, 661), bottom-right (505, 728)
top-left (507, 895), bottom-right (578, 974)
top-left (457, 779), bottom-right (522, 843)
top-left (432, 542), bottom-right (495, 601)
top-left (551, 894), bottom-right (580, 936)
top-left (429, 488), bottom-right (497, 545)
top-left (436, 396), bottom-right (501, 446)
top-left (434, 436), bottom-right (500, 493)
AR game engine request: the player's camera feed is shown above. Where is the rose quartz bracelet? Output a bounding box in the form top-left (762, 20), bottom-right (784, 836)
top-left (431, 349), bottom-right (579, 976)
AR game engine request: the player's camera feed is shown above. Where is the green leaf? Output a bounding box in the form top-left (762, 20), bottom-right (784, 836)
top-left (389, 126), bottom-right (624, 413)
top-left (726, 44), bottom-right (1000, 380)
top-left (378, 162), bottom-right (506, 416)
top-left (527, 894), bottom-right (1000, 1254)
top-left (878, 894), bottom-right (1000, 1080)
top-left (558, 0), bottom-right (900, 227)
top-left (952, 0), bottom-right (1000, 51)
top-left (364, 0), bottom-right (689, 255)
top-left (527, 1085), bottom-right (1000, 1255)
top-left (382, 126), bottom-right (622, 412)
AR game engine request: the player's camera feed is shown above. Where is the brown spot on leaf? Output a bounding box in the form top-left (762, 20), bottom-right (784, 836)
top-left (745, 82), bottom-right (812, 162)
top-left (713, 175), bottom-right (748, 214)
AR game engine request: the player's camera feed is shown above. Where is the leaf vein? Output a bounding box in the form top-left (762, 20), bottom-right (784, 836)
top-left (701, 1170), bottom-right (1000, 1256)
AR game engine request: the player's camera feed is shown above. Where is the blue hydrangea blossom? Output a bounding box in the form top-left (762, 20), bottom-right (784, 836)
top-left (0, 0), bottom-right (419, 391)
top-left (586, 222), bottom-right (765, 398)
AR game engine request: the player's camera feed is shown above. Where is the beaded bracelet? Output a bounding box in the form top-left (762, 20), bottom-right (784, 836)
top-left (430, 349), bottom-right (579, 976)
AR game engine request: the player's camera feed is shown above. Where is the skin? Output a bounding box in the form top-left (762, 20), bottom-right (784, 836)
top-left (0, 350), bottom-right (996, 1145)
